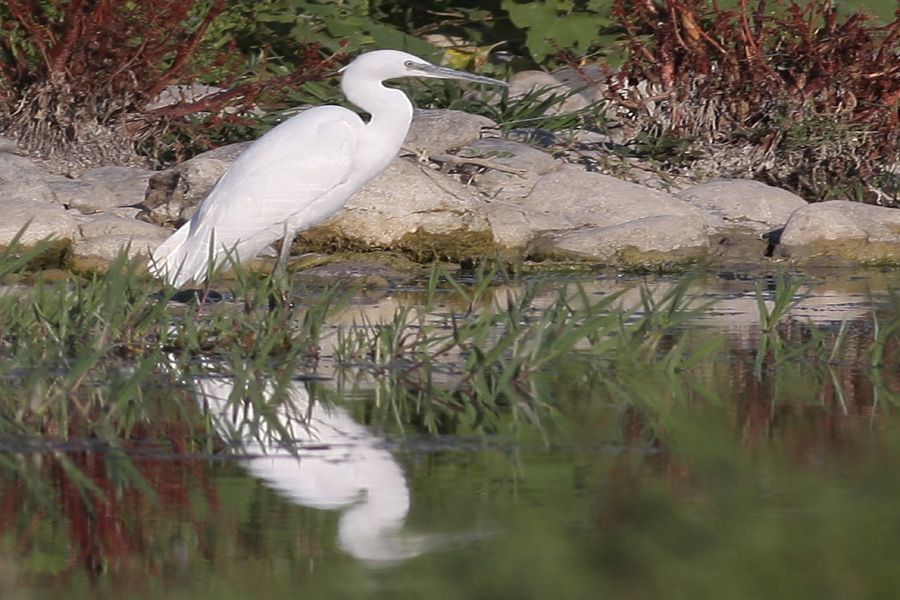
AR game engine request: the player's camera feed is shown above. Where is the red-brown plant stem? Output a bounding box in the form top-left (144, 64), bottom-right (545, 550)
top-left (47, 0), bottom-right (88, 76)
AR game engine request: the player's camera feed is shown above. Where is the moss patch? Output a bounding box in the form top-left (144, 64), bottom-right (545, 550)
top-left (777, 239), bottom-right (900, 267)
top-left (528, 241), bottom-right (707, 273)
top-left (0, 239), bottom-right (70, 272)
top-left (295, 226), bottom-right (499, 265)
top-left (396, 228), bottom-right (497, 263)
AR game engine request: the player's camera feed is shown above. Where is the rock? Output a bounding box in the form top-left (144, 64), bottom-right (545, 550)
top-left (291, 259), bottom-right (419, 288)
top-left (677, 179), bottom-right (807, 232)
top-left (80, 166), bottom-right (155, 207)
top-left (0, 198), bottom-right (79, 248)
top-left (481, 201), bottom-right (572, 250)
top-left (0, 137), bottom-right (19, 154)
top-left (551, 65), bottom-right (606, 98)
top-left (506, 128), bottom-right (558, 148)
top-left (106, 207), bottom-right (145, 220)
top-left (145, 83), bottom-right (227, 111)
top-left (508, 70), bottom-right (593, 114)
top-left (0, 153), bottom-right (56, 185)
top-left (298, 158), bottom-right (495, 262)
top-left (68, 234), bottom-right (164, 275)
top-left (461, 138), bottom-right (561, 200)
top-left (193, 141), bottom-right (252, 163)
top-left (45, 178), bottom-right (120, 213)
top-left (0, 181), bottom-right (57, 205)
top-left (776, 200), bottom-right (900, 264)
top-left (78, 214), bottom-right (171, 241)
top-left (404, 109), bottom-right (496, 156)
top-left (530, 214), bottom-right (709, 268)
top-left (141, 156), bottom-right (228, 226)
top-left (68, 207), bottom-right (170, 274)
top-left (707, 229), bottom-right (771, 265)
top-left (521, 165), bottom-right (720, 229)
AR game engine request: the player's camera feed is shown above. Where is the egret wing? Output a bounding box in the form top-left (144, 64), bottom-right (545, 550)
top-left (189, 108), bottom-right (361, 243)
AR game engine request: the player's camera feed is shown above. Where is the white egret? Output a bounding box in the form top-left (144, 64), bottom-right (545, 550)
top-left (150, 50), bottom-right (507, 287)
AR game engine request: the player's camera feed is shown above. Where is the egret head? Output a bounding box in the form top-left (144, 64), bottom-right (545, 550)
top-left (340, 49), bottom-right (507, 87)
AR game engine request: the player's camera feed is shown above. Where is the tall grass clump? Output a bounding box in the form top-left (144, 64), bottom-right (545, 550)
top-left (332, 268), bottom-right (723, 434)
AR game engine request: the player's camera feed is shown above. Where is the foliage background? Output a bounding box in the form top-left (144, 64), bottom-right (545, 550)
top-left (0, 0), bottom-right (896, 202)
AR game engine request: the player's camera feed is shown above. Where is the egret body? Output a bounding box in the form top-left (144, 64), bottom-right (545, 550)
top-left (150, 50), bottom-right (506, 287)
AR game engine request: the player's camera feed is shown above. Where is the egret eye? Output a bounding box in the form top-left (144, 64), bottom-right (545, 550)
top-left (403, 60), bottom-right (415, 69)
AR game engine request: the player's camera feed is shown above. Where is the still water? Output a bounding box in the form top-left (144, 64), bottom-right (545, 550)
top-left (2, 270), bottom-right (900, 599)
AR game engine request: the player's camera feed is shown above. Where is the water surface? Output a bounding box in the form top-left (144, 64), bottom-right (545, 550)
top-left (2, 269), bottom-right (899, 599)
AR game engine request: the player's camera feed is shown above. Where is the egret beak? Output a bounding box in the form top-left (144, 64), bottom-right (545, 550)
top-left (416, 62), bottom-right (509, 87)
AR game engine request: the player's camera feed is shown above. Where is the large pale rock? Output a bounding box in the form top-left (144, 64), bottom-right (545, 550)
top-left (677, 179), bottom-right (807, 232)
top-left (0, 181), bottom-right (57, 204)
top-left (404, 109), bottom-right (496, 156)
top-left (78, 214), bottom-right (171, 241)
top-left (530, 214), bottom-right (709, 268)
top-left (68, 235), bottom-right (165, 274)
top-left (193, 141), bottom-right (253, 163)
top-left (522, 165), bottom-right (720, 229)
top-left (481, 201), bottom-right (572, 250)
top-left (68, 214), bottom-right (170, 274)
top-left (776, 200), bottom-right (900, 264)
top-left (299, 158), bottom-right (495, 262)
top-left (46, 179), bottom-right (120, 213)
top-left (463, 138), bottom-right (561, 200)
top-left (0, 153), bottom-right (55, 185)
top-left (80, 166), bottom-right (155, 207)
top-left (0, 198), bottom-right (79, 248)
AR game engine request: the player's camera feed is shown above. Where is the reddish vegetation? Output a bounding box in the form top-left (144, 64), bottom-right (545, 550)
top-left (0, 1), bottom-right (340, 169)
top-left (607, 0), bottom-right (899, 203)
top-left (0, 422), bottom-right (218, 584)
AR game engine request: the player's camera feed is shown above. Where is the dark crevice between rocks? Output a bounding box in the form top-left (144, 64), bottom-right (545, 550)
top-left (762, 228), bottom-right (783, 258)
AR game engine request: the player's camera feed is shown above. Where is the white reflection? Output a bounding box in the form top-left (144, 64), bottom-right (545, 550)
top-left (195, 376), bottom-right (428, 563)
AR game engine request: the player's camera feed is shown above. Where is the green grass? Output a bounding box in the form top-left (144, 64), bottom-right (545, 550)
top-left (0, 243), bottom-right (898, 495)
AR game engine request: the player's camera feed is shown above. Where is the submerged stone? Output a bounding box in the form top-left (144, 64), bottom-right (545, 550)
top-left (291, 259), bottom-right (419, 288)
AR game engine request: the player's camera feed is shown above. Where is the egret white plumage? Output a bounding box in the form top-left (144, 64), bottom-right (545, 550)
top-left (150, 50), bottom-right (507, 287)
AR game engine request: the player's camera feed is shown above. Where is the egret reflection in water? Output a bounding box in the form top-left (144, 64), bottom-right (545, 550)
top-left (194, 375), bottom-right (430, 563)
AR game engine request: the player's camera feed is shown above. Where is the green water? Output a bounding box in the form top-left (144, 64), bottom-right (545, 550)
top-left (2, 271), bottom-right (899, 599)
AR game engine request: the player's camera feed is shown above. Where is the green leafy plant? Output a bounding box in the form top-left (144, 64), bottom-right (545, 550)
top-left (502, 0), bottom-right (620, 63)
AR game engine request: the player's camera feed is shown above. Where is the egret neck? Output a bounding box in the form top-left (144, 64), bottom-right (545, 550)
top-left (341, 72), bottom-right (414, 171)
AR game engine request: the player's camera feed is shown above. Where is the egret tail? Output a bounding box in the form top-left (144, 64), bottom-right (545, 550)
top-left (150, 224), bottom-right (212, 287)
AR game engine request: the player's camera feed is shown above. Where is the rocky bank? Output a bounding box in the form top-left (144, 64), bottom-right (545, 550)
top-left (1, 108), bottom-right (898, 279)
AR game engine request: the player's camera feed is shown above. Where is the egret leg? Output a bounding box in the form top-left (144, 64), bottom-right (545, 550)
top-left (275, 222), bottom-right (293, 276)
top-left (268, 223), bottom-right (295, 311)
